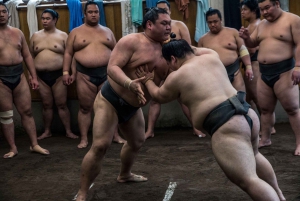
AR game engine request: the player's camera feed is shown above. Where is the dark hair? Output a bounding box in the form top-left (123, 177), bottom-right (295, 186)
top-left (205, 7), bottom-right (222, 21)
top-left (240, 0), bottom-right (261, 19)
top-left (257, 0), bottom-right (279, 5)
top-left (0, 2), bottom-right (9, 14)
top-left (162, 39), bottom-right (194, 62)
top-left (84, 1), bottom-right (99, 13)
top-left (156, 0), bottom-right (170, 9)
top-left (142, 7), bottom-right (169, 29)
top-left (42, 9), bottom-right (59, 20)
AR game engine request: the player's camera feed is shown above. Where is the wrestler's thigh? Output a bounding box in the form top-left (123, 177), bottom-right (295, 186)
top-left (13, 74), bottom-right (32, 114)
top-left (92, 92), bottom-right (118, 145)
top-left (274, 69), bottom-right (299, 110)
top-left (52, 77), bottom-right (67, 106)
top-left (212, 117), bottom-right (256, 184)
top-left (232, 71), bottom-right (246, 92)
top-left (0, 81), bottom-right (13, 111)
top-left (37, 78), bottom-right (54, 106)
top-left (119, 109), bottom-right (145, 146)
top-left (76, 72), bottom-right (97, 109)
top-left (257, 77), bottom-right (277, 112)
top-left (247, 109), bottom-right (260, 154)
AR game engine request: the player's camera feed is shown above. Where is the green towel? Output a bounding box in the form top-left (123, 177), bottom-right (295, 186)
top-left (131, 0), bottom-right (143, 27)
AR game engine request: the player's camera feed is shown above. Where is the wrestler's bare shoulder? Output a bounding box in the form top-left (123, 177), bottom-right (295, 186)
top-left (172, 20), bottom-right (187, 27)
top-left (223, 27), bottom-right (239, 35)
top-left (117, 33), bottom-right (146, 48)
top-left (4, 25), bottom-right (23, 36)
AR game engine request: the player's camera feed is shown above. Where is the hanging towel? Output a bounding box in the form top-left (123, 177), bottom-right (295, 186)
top-left (130, 0), bottom-right (143, 27)
top-left (146, 0), bottom-right (157, 8)
top-left (209, 0), bottom-right (224, 24)
top-left (121, 0), bottom-right (137, 36)
top-left (67, 0), bottom-right (84, 32)
top-left (280, 0), bottom-right (289, 12)
top-left (224, 0), bottom-right (241, 30)
top-left (5, 0), bottom-right (23, 28)
top-left (27, 0), bottom-right (42, 38)
top-left (175, 0), bottom-right (190, 19)
top-left (94, 0), bottom-right (106, 26)
top-left (194, 0), bottom-right (209, 42)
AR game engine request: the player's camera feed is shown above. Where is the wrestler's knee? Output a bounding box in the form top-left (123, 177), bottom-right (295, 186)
top-left (90, 141), bottom-right (110, 158)
top-left (21, 108), bottom-right (33, 118)
top-left (79, 105), bottom-right (92, 114)
top-left (56, 102), bottom-right (67, 111)
top-left (128, 137), bottom-right (145, 151)
top-left (0, 110), bottom-right (13, 124)
top-left (284, 106), bottom-right (300, 116)
top-left (42, 102), bottom-right (53, 110)
top-left (150, 100), bottom-right (160, 106)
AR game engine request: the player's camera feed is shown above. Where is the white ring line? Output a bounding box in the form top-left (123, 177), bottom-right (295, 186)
top-left (73, 183), bottom-right (94, 200)
top-left (163, 182), bottom-right (177, 201)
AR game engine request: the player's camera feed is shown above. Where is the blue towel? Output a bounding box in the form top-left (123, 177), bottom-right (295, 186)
top-left (146, 0), bottom-right (157, 8)
top-left (194, 0), bottom-right (209, 42)
top-left (67, 0), bottom-right (84, 32)
top-left (94, 0), bottom-right (106, 26)
top-left (131, 0), bottom-right (143, 27)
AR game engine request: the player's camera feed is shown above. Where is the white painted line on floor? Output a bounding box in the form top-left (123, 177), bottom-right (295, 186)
top-left (73, 183), bottom-right (94, 200)
top-left (163, 182), bottom-right (177, 201)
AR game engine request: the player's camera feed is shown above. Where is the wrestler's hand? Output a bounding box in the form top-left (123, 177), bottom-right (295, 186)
top-left (136, 65), bottom-right (155, 84)
top-left (292, 67), bottom-right (300, 85)
top-left (245, 68), bottom-right (254, 81)
top-left (129, 77), bottom-right (147, 105)
top-left (63, 74), bottom-right (71, 85)
top-left (69, 73), bottom-right (76, 84)
top-left (30, 77), bottom-right (39, 90)
top-left (239, 26), bottom-right (250, 39)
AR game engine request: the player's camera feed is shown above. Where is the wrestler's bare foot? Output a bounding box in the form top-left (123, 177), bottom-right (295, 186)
top-left (258, 139), bottom-right (272, 148)
top-left (193, 128), bottom-right (206, 138)
top-left (30, 145), bottom-right (50, 155)
top-left (37, 131), bottom-right (52, 140)
top-left (3, 148), bottom-right (18, 159)
top-left (113, 133), bottom-right (126, 144)
top-left (78, 139), bottom-right (88, 149)
top-left (294, 145), bottom-right (300, 156)
top-left (66, 131), bottom-right (79, 139)
top-left (75, 192), bottom-right (86, 201)
top-left (271, 127), bottom-right (276, 135)
top-left (117, 173), bottom-right (148, 183)
top-left (145, 130), bottom-right (154, 139)
top-left (276, 189), bottom-right (286, 201)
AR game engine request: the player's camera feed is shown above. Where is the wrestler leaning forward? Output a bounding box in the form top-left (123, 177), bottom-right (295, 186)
top-left (0, 3), bottom-right (49, 158)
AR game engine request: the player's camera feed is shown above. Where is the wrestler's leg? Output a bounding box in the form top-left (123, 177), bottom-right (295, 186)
top-left (76, 72), bottom-right (97, 148)
top-left (212, 115), bottom-right (280, 201)
top-left (0, 81), bottom-right (18, 158)
top-left (52, 77), bottom-right (78, 139)
top-left (248, 109), bottom-right (285, 200)
top-left (145, 100), bottom-right (160, 139)
top-left (177, 99), bottom-right (205, 137)
top-left (274, 69), bottom-right (300, 155)
top-left (232, 70), bottom-right (246, 92)
top-left (37, 78), bottom-right (54, 140)
top-left (117, 109), bottom-right (147, 182)
top-left (13, 74), bottom-right (49, 155)
top-left (257, 76), bottom-right (277, 148)
top-left (76, 93), bottom-right (118, 201)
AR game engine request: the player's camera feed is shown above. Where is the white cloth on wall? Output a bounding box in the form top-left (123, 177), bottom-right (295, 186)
top-left (121, 0), bottom-right (137, 36)
top-left (5, 0), bottom-right (23, 28)
top-left (27, 0), bottom-right (42, 38)
top-left (280, 0), bottom-right (289, 12)
top-left (194, 0), bottom-right (209, 42)
top-left (209, 0), bottom-right (224, 24)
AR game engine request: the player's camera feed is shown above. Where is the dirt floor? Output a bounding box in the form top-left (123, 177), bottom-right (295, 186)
top-left (0, 123), bottom-right (299, 201)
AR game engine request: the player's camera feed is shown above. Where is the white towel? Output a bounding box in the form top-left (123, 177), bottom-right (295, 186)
top-left (209, 0), bottom-right (224, 24)
top-left (27, 0), bottom-right (42, 38)
top-left (121, 0), bottom-right (137, 36)
top-left (5, 0), bottom-right (23, 28)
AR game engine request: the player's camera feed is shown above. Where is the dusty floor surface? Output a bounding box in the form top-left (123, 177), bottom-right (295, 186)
top-left (0, 123), bottom-right (299, 201)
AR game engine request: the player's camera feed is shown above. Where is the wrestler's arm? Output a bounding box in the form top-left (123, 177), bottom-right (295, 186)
top-left (62, 30), bottom-right (75, 85)
top-left (177, 21), bottom-right (191, 45)
top-left (291, 15), bottom-right (300, 84)
top-left (29, 33), bottom-right (36, 58)
top-left (192, 46), bottom-right (219, 57)
top-left (239, 26), bottom-right (259, 48)
top-left (197, 36), bottom-right (204, 47)
top-left (20, 31), bottom-right (38, 90)
top-left (145, 73), bottom-right (179, 104)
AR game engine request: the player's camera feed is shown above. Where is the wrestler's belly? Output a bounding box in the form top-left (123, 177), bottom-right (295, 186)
top-left (258, 41), bottom-right (294, 64)
top-left (74, 47), bottom-right (111, 68)
top-left (218, 51), bottom-right (238, 67)
top-left (34, 50), bottom-right (63, 71)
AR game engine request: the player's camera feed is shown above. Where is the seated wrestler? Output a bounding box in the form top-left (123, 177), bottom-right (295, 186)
top-left (135, 39), bottom-right (285, 201)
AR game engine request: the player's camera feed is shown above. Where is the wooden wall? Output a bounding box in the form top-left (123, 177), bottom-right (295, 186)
top-left (17, 0), bottom-right (300, 100)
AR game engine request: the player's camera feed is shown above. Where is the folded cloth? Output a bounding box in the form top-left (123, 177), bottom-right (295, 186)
top-left (94, 0), bottom-right (106, 26)
top-left (67, 0), bottom-right (84, 32)
top-left (175, 0), bottom-right (190, 19)
top-left (27, 0), bottom-right (42, 38)
top-left (130, 0), bottom-right (143, 27)
top-left (121, 0), bottom-right (137, 36)
top-left (5, 0), bottom-right (23, 28)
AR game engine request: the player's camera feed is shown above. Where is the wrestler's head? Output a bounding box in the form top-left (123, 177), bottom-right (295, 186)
top-left (41, 9), bottom-right (59, 29)
top-left (258, 0), bottom-right (281, 22)
top-left (162, 39), bottom-right (194, 71)
top-left (240, 0), bottom-right (261, 20)
top-left (84, 1), bottom-right (100, 26)
top-left (143, 7), bottom-right (171, 42)
top-left (156, 0), bottom-right (171, 15)
top-left (205, 8), bottom-right (222, 34)
top-left (0, 3), bottom-right (10, 25)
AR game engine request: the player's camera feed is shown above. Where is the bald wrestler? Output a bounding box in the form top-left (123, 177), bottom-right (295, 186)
top-left (239, 0), bottom-right (300, 155)
top-left (136, 39), bottom-right (285, 201)
top-left (29, 9), bottom-right (78, 140)
top-left (0, 3), bottom-right (49, 158)
top-left (63, 1), bottom-right (125, 148)
top-left (198, 8), bottom-right (253, 91)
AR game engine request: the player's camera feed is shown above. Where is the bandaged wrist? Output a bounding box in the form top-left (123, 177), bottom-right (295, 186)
top-left (239, 45), bottom-right (249, 57)
top-left (294, 66), bottom-right (300, 70)
top-left (123, 78), bottom-right (132, 89)
top-left (246, 65), bottom-right (252, 70)
top-left (63, 71), bottom-right (69, 75)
